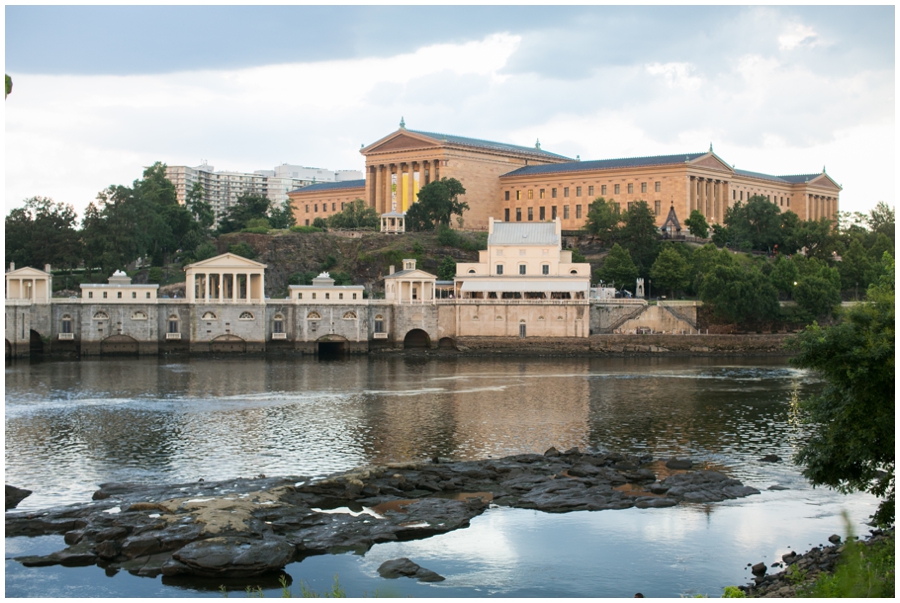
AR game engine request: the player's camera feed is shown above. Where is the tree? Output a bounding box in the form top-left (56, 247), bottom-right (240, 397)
top-left (437, 256), bottom-right (457, 281)
top-left (5, 74), bottom-right (11, 99)
top-left (584, 197), bottom-right (621, 245)
top-left (684, 210), bottom-right (709, 238)
top-left (699, 261), bottom-right (780, 325)
top-left (721, 196), bottom-right (786, 253)
top-left (839, 238), bottom-right (874, 294)
top-left (867, 201), bottom-right (895, 240)
top-left (617, 201), bottom-right (659, 277)
top-left (650, 246), bottom-right (691, 298)
top-left (769, 254), bottom-right (800, 299)
top-left (268, 199), bottom-right (297, 229)
top-left (186, 182), bottom-right (214, 231)
top-left (406, 178), bottom-right (468, 231)
top-left (597, 243), bottom-right (639, 291)
top-left (790, 217), bottom-right (837, 261)
top-left (218, 194), bottom-right (271, 234)
top-left (327, 199), bottom-right (378, 230)
top-left (691, 243), bottom-right (734, 294)
top-left (227, 242), bottom-right (257, 260)
top-left (794, 274), bottom-right (842, 319)
top-left (789, 254), bottom-right (895, 526)
top-left (5, 196), bottom-right (83, 270)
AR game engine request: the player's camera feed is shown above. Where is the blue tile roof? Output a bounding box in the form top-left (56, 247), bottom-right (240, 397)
top-left (289, 179), bottom-right (366, 194)
top-left (501, 152), bottom-right (707, 177)
top-left (408, 130), bottom-right (571, 161)
top-left (733, 169), bottom-right (788, 183)
top-left (777, 173), bottom-right (823, 184)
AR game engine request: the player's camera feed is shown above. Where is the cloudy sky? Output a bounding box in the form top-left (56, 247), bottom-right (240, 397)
top-left (5, 5), bottom-right (895, 219)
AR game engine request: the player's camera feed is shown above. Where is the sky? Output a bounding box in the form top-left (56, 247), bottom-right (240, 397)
top-left (4, 5), bottom-right (896, 220)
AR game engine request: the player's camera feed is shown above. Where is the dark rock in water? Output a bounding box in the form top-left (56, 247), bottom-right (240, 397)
top-left (665, 458), bottom-right (693, 470)
top-left (163, 537), bottom-right (295, 578)
top-left (6, 485), bottom-right (32, 509)
top-left (378, 557), bottom-right (445, 582)
top-left (828, 534), bottom-right (841, 544)
top-left (782, 551), bottom-right (798, 564)
top-left (752, 562), bottom-right (767, 576)
top-left (543, 447), bottom-right (560, 457)
top-left (767, 485), bottom-right (789, 491)
top-left (759, 455), bottom-right (782, 463)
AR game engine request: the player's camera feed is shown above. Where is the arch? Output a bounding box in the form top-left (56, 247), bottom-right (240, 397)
top-left (316, 334), bottom-right (348, 357)
top-left (307, 311), bottom-right (321, 320)
top-left (29, 330), bottom-right (44, 355)
top-left (403, 329), bottom-right (430, 349)
top-left (239, 311), bottom-right (254, 320)
top-left (210, 334), bottom-right (246, 353)
top-left (131, 311), bottom-right (147, 320)
top-left (202, 311), bottom-right (217, 320)
top-left (342, 311), bottom-right (357, 320)
top-left (467, 269), bottom-right (476, 274)
top-left (60, 314), bottom-right (74, 334)
top-left (438, 337), bottom-right (457, 350)
top-left (272, 313), bottom-right (285, 334)
top-left (100, 334), bottom-right (139, 356)
top-left (5, 339), bottom-right (11, 359)
top-left (570, 269), bottom-right (578, 275)
top-left (93, 311), bottom-right (109, 320)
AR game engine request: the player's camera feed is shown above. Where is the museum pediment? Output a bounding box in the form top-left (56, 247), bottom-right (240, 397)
top-left (689, 153), bottom-right (734, 173)
top-left (185, 253), bottom-right (267, 271)
top-left (362, 131), bottom-right (441, 156)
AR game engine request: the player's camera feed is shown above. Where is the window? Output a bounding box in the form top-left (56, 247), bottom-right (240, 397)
top-left (88, 291), bottom-right (93, 299)
top-left (339, 293), bottom-right (343, 299)
top-left (627, 201), bottom-right (634, 211)
top-left (576, 186), bottom-right (582, 197)
top-left (570, 269), bottom-right (578, 275)
top-left (332, 203), bottom-right (336, 211)
top-left (516, 191), bottom-right (521, 200)
top-left (527, 207), bottom-right (533, 221)
top-left (305, 219), bottom-right (309, 226)
top-left (132, 311), bottom-right (147, 320)
top-left (496, 264), bottom-right (504, 275)
top-left (298, 292), bottom-right (303, 299)
top-left (655, 182), bottom-right (661, 193)
top-left (93, 311), bottom-right (109, 320)
top-left (146, 292), bottom-right (151, 299)
top-left (601, 185), bottom-right (607, 195)
top-left (168, 315), bottom-right (179, 333)
top-left (551, 206), bottom-right (557, 220)
top-left (273, 315), bottom-right (284, 333)
top-left (564, 187), bottom-right (569, 197)
top-left (542, 264), bottom-right (549, 275)
top-left (307, 311), bottom-right (321, 319)
top-left (628, 183), bottom-right (634, 194)
top-left (343, 311), bottom-right (357, 319)
top-left (131, 291), bottom-right (136, 299)
top-left (519, 264), bottom-right (526, 275)
top-left (539, 189), bottom-right (545, 199)
top-left (527, 189), bottom-right (533, 199)
top-left (202, 311), bottom-right (217, 320)
top-left (576, 204), bottom-right (582, 219)
top-left (341, 202), bottom-right (345, 210)
top-left (504, 208), bottom-right (510, 221)
top-left (61, 315), bottom-right (72, 334)
top-left (325, 293), bottom-right (330, 300)
top-left (505, 191), bottom-right (510, 201)
top-left (563, 205), bottom-right (569, 219)
top-left (312, 292), bottom-right (316, 299)
top-left (468, 269), bottom-right (476, 274)
top-left (352, 293), bottom-right (357, 299)
top-left (305, 205), bottom-right (309, 213)
top-left (539, 206), bottom-right (545, 220)
top-left (117, 291), bottom-right (122, 298)
top-left (740, 191), bottom-right (744, 201)
top-left (588, 185), bottom-right (594, 196)
top-left (654, 200), bottom-right (661, 215)
top-left (552, 188), bottom-right (557, 198)
top-left (516, 208), bottom-right (522, 221)
top-left (614, 184), bottom-right (620, 194)
top-left (102, 292), bottom-right (107, 299)
top-left (375, 315), bottom-right (385, 333)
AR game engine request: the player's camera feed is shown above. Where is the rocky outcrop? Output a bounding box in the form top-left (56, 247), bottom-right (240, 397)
top-left (6, 485), bottom-right (32, 509)
top-left (7, 450), bottom-right (760, 580)
top-left (378, 557), bottom-right (445, 582)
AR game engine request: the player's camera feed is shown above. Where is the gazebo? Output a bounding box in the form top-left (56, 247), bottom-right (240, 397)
top-left (380, 211), bottom-right (406, 234)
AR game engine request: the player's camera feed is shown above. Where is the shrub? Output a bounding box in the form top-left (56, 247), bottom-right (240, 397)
top-left (289, 225), bottom-right (324, 234)
top-left (148, 267), bottom-right (163, 284)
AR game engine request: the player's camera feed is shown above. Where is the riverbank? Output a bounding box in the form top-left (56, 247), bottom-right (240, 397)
top-left (6, 448), bottom-right (761, 581)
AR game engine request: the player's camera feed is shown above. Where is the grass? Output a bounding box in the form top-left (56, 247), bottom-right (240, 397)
top-left (796, 532), bottom-right (894, 597)
top-left (220, 574), bottom-right (396, 598)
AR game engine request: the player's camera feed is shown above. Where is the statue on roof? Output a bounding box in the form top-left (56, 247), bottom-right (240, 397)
top-left (535, 138), bottom-right (541, 150)
top-left (399, 117), bottom-right (406, 129)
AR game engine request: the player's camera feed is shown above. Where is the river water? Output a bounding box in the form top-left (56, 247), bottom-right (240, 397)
top-left (5, 355), bottom-right (878, 598)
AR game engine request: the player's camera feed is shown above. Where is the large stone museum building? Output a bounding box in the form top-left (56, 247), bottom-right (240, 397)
top-left (288, 122), bottom-right (841, 231)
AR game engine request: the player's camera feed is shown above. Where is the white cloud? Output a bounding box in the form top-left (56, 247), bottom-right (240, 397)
top-left (778, 24), bottom-right (819, 51)
top-left (645, 62), bottom-right (703, 91)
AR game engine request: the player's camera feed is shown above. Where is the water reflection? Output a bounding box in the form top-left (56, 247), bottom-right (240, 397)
top-left (7, 356), bottom-right (815, 511)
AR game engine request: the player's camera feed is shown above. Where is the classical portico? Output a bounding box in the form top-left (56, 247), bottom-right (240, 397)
top-left (184, 253), bottom-right (267, 304)
top-left (384, 259), bottom-right (436, 304)
top-left (5, 264), bottom-right (52, 304)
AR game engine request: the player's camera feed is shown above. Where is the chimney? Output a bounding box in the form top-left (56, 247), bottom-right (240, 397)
top-left (389, 265), bottom-right (395, 275)
top-left (8, 262), bottom-right (14, 272)
top-left (45, 264), bottom-right (52, 274)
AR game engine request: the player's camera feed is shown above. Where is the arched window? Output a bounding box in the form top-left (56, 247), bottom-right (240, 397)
top-left (239, 312), bottom-right (254, 320)
top-left (307, 311), bottom-right (321, 320)
top-left (167, 314), bottom-right (179, 333)
top-left (468, 269), bottom-right (476, 274)
top-left (538, 316), bottom-right (545, 321)
top-left (343, 311), bottom-right (357, 320)
top-left (60, 314), bottom-right (73, 334)
top-left (570, 269), bottom-right (578, 275)
top-left (93, 311), bottom-right (109, 320)
top-left (273, 313), bottom-right (284, 334)
top-left (131, 311), bottom-right (147, 320)
top-left (374, 314), bottom-right (384, 333)
top-left (202, 311), bottom-right (217, 320)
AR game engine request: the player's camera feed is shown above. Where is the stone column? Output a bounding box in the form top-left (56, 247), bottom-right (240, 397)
top-left (407, 162), bottom-right (415, 211)
top-left (366, 166), bottom-right (375, 209)
top-left (204, 273), bottom-right (210, 302)
top-left (689, 176), bottom-right (696, 213)
top-left (434, 159), bottom-right (440, 182)
top-left (232, 274), bottom-right (237, 303)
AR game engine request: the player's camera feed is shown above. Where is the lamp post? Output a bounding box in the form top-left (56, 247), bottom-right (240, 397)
top-left (648, 279), bottom-right (652, 300)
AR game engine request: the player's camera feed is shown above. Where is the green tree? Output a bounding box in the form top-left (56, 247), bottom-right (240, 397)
top-left (790, 217), bottom-right (837, 261)
top-left (312, 217), bottom-right (328, 229)
top-left (684, 209), bottom-right (709, 238)
top-left (186, 182), bottom-right (215, 231)
top-left (839, 238), bottom-right (874, 294)
top-left (227, 242), bottom-right (257, 260)
top-left (437, 256), bottom-right (457, 281)
top-left (584, 197), bottom-right (621, 245)
top-left (769, 254), bottom-right (800, 299)
top-left (268, 199), bottom-right (297, 229)
top-left (5, 196), bottom-right (83, 270)
top-left (650, 246), bottom-right (691, 298)
top-left (597, 243), bottom-right (639, 291)
top-left (789, 254), bottom-right (895, 526)
top-left (722, 196), bottom-right (786, 253)
top-left (406, 178), bottom-right (468, 231)
top-left (327, 199), bottom-right (378, 229)
top-left (218, 194), bottom-right (271, 234)
top-left (867, 201), bottom-right (895, 241)
top-left (193, 242), bottom-right (217, 262)
top-left (618, 201), bottom-right (659, 277)
top-left (795, 274), bottom-right (842, 319)
top-left (699, 261), bottom-right (781, 325)
top-left (5, 74), bottom-right (12, 98)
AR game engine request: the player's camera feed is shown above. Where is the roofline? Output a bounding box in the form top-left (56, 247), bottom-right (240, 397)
top-left (361, 128), bottom-right (572, 162)
top-left (499, 152), bottom-right (710, 179)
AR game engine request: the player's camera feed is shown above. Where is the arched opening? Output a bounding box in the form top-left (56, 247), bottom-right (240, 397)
top-left (100, 334), bottom-right (139, 356)
top-left (6, 339), bottom-right (13, 359)
top-left (403, 329), bottom-right (430, 349)
top-left (29, 330), bottom-right (44, 355)
top-left (210, 334), bottom-right (246, 353)
top-left (438, 337), bottom-right (457, 350)
top-left (317, 335), bottom-right (348, 358)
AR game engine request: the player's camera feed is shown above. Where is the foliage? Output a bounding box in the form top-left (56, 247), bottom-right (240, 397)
top-left (405, 178), bottom-right (468, 231)
top-left (699, 260), bottom-right (781, 324)
top-left (435, 224), bottom-right (486, 252)
top-left (789, 217), bottom-right (836, 260)
top-left (721, 586), bottom-right (746, 598)
top-left (268, 199), bottom-right (297, 230)
top-left (721, 196), bottom-right (785, 253)
top-left (690, 243), bottom-right (734, 294)
top-left (327, 199), bottom-right (378, 230)
top-left (794, 272), bottom-right (841, 320)
top-left (290, 225), bottom-right (324, 234)
top-left (567, 248), bottom-right (586, 263)
top-left (242, 218), bottom-right (270, 234)
top-left (769, 254), bottom-right (800, 299)
top-left (437, 256), bottom-right (457, 281)
top-left (839, 238), bottom-right (875, 293)
top-left (288, 271), bottom-right (319, 286)
top-left (5, 74), bottom-right (11, 98)
top-left (312, 217), bottom-right (328, 230)
top-left (186, 182), bottom-right (215, 231)
top-left (147, 267), bottom-right (163, 284)
top-left (617, 201), bottom-right (660, 277)
top-left (228, 242), bottom-right (257, 260)
top-left (866, 201), bottom-right (895, 240)
top-left (194, 243), bottom-right (218, 262)
top-left (5, 196), bottom-right (83, 270)
top-left (597, 243), bottom-right (639, 291)
top-left (218, 194), bottom-right (271, 234)
top-left (584, 197), bottom-right (621, 245)
top-left (789, 254), bottom-right (895, 526)
top-left (684, 210), bottom-right (709, 238)
top-left (650, 246), bottom-right (691, 297)
top-left (321, 254), bottom-right (338, 271)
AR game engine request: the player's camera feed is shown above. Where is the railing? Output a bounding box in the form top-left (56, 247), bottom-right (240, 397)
top-left (657, 300), bottom-right (701, 307)
top-left (373, 333), bottom-right (389, 339)
top-left (165, 332), bottom-right (181, 340)
top-left (591, 298), bottom-right (647, 306)
top-left (58, 333), bottom-right (74, 340)
top-left (271, 332), bottom-right (287, 340)
top-left (436, 299), bottom-right (589, 305)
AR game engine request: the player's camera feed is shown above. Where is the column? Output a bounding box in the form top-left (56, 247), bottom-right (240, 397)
top-left (407, 162), bottom-right (415, 210)
top-left (374, 165), bottom-right (383, 214)
top-left (366, 165), bottom-right (375, 210)
top-left (217, 273), bottom-right (222, 303)
top-left (689, 176), bottom-right (696, 212)
top-left (204, 272), bottom-right (210, 302)
top-left (434, 159), bottom-right (440, 182)
top-left (232, 274), bottom-right (237, 303)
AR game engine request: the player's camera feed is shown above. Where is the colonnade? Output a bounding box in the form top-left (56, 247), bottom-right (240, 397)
top-left (367, 159), bottom-right (442, 215)
top-left (688, 176), bottom-right (728, 224)
top-left (806, 194), bottom-right (838, 221)
top-left (392, 279), bottom-right (436, 304)
top-left (187, 272), bottom-right (264, 304)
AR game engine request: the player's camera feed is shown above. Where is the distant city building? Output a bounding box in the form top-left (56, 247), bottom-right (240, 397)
top-left (166, 162), bottom-right (363, 225)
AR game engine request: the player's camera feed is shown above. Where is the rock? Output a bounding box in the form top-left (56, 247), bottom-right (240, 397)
top-left (164, 537), bottom-right (295, 578)
top-left (543, 447), bottom-right (560, 457)
top-left (759, 455), bottom-right (782, 463)
top-left (665, 458), bottom-right (692, 470)
top-left (782, 551), bottom-right (798, 564)
top-left (377, 557), bottom-right (445, 582)
top-left (767, 485), bottom-right (789, 491)
top-left (752, 562), bottom-right (767, 576)
top-left (828, 534), bottom-right (841, 544)
top-left (6, 485), bottom-right (32, 509)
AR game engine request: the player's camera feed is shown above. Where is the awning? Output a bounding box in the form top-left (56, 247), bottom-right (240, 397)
top-left (459, 280), bottom-right (588, 293)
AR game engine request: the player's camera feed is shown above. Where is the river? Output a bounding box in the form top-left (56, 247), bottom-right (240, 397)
top-left (5, 355), bottom-right (878, 597)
